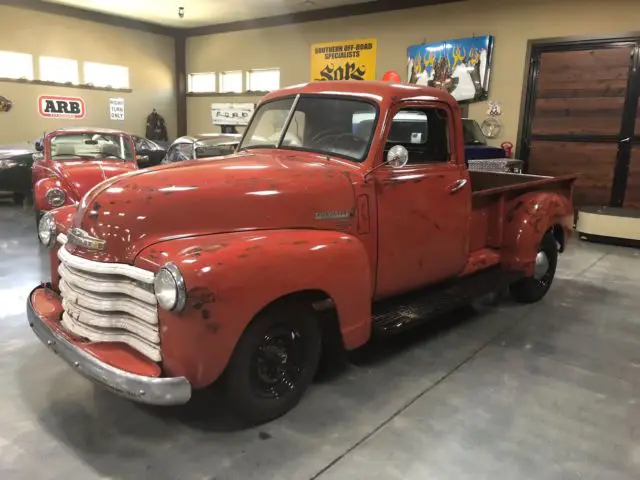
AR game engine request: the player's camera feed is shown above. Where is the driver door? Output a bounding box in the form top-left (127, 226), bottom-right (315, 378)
top-left (373, 102), bottom-right (471, 298)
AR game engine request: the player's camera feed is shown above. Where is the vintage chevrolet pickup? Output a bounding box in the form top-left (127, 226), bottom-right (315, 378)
top-left (27, 81), bottom-right (576, 424)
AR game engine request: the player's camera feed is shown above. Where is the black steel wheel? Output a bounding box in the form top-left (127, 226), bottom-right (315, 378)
top-left (510, 231), bottom-right (558, 303)
top-left (222, 301), bottom-right (321, 425)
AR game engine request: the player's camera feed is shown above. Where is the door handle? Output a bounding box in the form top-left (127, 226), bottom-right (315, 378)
top-left (620, 137), bottom-right (630, 143)
top-left (448, 178), bottom-right (467, 194)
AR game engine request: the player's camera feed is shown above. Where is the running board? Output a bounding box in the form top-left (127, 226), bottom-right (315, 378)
top-left (371, 268), bottom-right (523, 335)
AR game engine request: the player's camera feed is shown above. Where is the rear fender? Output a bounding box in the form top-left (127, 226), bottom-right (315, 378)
top-left (501, 191), bottom-right (573, 275)
top-left (135, 229), bottom-right (372, 388)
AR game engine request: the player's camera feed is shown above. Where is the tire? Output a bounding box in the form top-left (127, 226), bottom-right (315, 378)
top-left (510, 231), bottom-right (558, 303)
top-left (35, 209), bottom-right (43, 227)
top-left (222, 301), bottom-right (322, 425)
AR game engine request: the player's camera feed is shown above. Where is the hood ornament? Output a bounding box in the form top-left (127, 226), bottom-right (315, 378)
top-left (67, 228), bottom-right (106, 251)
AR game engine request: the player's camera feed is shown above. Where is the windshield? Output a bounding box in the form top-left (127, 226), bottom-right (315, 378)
top-left (49, 133), bottom-right (135, 161)
top-left (462, 119), bottom-right (487, 145)
top-left (239, 95), bottom-right (378, 162)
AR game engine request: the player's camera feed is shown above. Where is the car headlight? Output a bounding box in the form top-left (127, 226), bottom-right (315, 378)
top-left (154, 263), bottom-right (186, 311)
top-left (38, 212), bottom-right (57, 248)
top-left (45, 188), bottom-right (66, 207)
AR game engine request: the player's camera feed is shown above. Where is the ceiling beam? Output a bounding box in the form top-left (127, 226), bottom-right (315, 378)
top-left (186, 0), bottom-right (463, 36)
top-left (2, 0), bottom-right (462, 38)
top-left (1, 0), bottom-right (179, 36)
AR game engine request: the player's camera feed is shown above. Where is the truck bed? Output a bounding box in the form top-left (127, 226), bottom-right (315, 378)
top-left (470, 170), bottom-right (576, 195)
top-left (468, 170), bottom-right (576, 254)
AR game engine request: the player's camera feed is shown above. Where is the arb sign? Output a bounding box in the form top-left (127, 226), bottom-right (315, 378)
top-left (38, 95), bottom-right (86, 119)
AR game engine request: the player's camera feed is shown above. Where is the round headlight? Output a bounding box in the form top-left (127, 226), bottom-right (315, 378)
top-left (38, 212), bottom-right (57, 248)
top-left (154, 263), bottom-right (186, 311)
top-left (45, 188), bottom-right (66, 207)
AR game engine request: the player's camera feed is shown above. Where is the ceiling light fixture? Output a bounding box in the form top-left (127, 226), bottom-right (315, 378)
top-left (178, 6), bottom-right (185, 18)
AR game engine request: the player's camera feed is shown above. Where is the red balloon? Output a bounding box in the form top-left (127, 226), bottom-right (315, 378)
top-left (382, 70), bottom-right (401, 82)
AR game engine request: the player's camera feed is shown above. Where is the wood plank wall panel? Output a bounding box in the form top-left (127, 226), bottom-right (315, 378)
top-left (624, 146), bottom-right (640, 209)
top-left (532, 48), bottom-right (632, 136)
top-left (528, 141), bottom-right (617, 207)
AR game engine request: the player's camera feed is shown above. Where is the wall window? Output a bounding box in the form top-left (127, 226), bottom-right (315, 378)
top-left (84, 62), bottom-right (129, 89)
top-left (188, 72), bottom-right (216, 93)
top-left (0, 51), bottom-right (34, 80)
top-left (39, 56), bottom-right (79, 84)
top-left (219, 71), bottom-right (243, 93)
top-left (246, 68), bottom-right (280, 92)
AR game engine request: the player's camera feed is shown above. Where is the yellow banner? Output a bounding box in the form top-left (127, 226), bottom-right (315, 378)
top-left (310, 38), bottom-right (377, 81)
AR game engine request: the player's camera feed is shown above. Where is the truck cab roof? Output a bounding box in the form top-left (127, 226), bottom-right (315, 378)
top-left (261, 80), bottom-right (461, 109)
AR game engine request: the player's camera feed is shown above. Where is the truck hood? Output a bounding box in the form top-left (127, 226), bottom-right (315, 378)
top-left (67, 150), bottom-right (358, 263)
top-left (54, 160), bottom-right (137, 199)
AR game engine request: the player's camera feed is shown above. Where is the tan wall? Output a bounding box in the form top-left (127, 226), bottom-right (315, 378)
top-left (186, 0), bottom-right (640, 147)
top-left (0, 5), bottom-right (176, 144)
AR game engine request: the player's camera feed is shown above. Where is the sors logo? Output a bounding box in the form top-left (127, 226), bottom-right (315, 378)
top-left (38, 95), bottom-right (86, 119)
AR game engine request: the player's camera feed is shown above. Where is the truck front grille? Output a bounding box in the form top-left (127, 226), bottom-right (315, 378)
top-left (56, 240), bottom-right (161, 361)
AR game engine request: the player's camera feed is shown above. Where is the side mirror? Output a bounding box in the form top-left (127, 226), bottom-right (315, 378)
top-left (35, 141), bottom-right (44, 152)
top-left (137, 155), bottom-right (150, 167)
top-left (387, 145), bottom-right (409, 168)
top-left (32, 152), bottom-right (44, 162)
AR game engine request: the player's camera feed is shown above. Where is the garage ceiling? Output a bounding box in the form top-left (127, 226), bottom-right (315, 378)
top-left (40, 0), bottom-right (380, 28)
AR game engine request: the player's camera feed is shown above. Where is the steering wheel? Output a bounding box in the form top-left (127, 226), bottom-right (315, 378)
top-left (311, 128), bottom-right (349, 145)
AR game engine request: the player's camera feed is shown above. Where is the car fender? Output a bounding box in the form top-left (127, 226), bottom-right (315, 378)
top-left (34, 176), bottom-right (76, 212)
top-left (501, 191), bottom-right (573, 275)
top-left (135, 229), bottom-right (373, 388)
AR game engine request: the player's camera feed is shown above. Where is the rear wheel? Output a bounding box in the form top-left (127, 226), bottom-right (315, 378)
top-left (510, 231), bottom-right (558, 303)
top-left (222, 301), bottom-right (321, 425)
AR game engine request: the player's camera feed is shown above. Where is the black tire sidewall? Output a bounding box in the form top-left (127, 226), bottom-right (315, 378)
top-left (510, 232), bottom-right (558, 303)
top-left (223, 303), bottom-right (322, 424)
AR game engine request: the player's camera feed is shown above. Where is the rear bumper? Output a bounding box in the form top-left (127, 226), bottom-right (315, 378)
top-left (26, 286), bottom-right (191, 406)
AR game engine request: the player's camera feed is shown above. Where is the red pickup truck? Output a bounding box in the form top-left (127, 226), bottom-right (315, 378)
top-left (27, 81), bottom-right (575, 424)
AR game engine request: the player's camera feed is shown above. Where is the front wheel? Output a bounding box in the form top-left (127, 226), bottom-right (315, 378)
top-left (510, 231), bottom-right (558, 303)
top-left (222, 301), bottom-right (321, 425)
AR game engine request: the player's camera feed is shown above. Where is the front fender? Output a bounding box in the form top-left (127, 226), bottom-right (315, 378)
top-left (501, 191), bottom-right (573, 275)
top-left (34, 177), bottom-right (76, 212)
top-left (135, 229), bottom-right (372, 389)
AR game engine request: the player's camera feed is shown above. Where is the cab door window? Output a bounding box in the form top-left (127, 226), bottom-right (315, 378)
top-left (386, 108), bottom-right (450, 164)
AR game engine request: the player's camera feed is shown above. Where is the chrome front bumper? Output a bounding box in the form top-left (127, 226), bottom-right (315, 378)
top-left (26, 288), bottom-right (191, 406)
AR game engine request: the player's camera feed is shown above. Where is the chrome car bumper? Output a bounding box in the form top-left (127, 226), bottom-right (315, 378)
top-left (26, 288), bottom-right (191, 406)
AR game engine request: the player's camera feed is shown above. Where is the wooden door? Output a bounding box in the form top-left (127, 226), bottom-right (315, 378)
top-left (521, 42), bottom-right (640, 208)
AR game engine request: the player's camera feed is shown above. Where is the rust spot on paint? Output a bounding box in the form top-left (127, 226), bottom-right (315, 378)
top-left (180, 246), bottom-right (203, 257)
top-left (203, 243), bottom-right (227, 253)
top-left (292, 241), bottom-right (308, 245)
top-left (190, 287), bottom-right (216, 309)
top-left (245, 245), bottom-right (261, 251)
top-left (206, 322), bottom-right (220, 334)
top-left (238, 254), bottom-right (249, 259)
top-left (202, 309), bottom-right (210, 320)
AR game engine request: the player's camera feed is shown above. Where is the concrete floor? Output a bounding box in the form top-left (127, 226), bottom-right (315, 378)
top-left (1, 200), bottom-right (640, 480)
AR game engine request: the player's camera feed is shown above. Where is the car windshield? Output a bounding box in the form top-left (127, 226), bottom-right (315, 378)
top-left (195, 138), bottom-right (238, 158)
top-left (462, 119), bottom-right (487, 145)
top-left (50, 133), bottom-right (134, 161)
top-left (239, 95), bottom-right (378, 162)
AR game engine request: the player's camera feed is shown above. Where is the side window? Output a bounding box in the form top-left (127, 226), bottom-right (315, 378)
top-left (176, 143), bottom-right (193, 160)
top-left (167, 143), bottom-right (192, 162)
top-left (385, 108), bottom-right (450, 164)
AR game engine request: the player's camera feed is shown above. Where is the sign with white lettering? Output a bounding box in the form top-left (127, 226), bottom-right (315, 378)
top-left (211, 103), bottom-right (254, 126)
top-left (38, 95), bottom-right (85, 119)
top-left (109, 97), bottom-right (125, 120)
